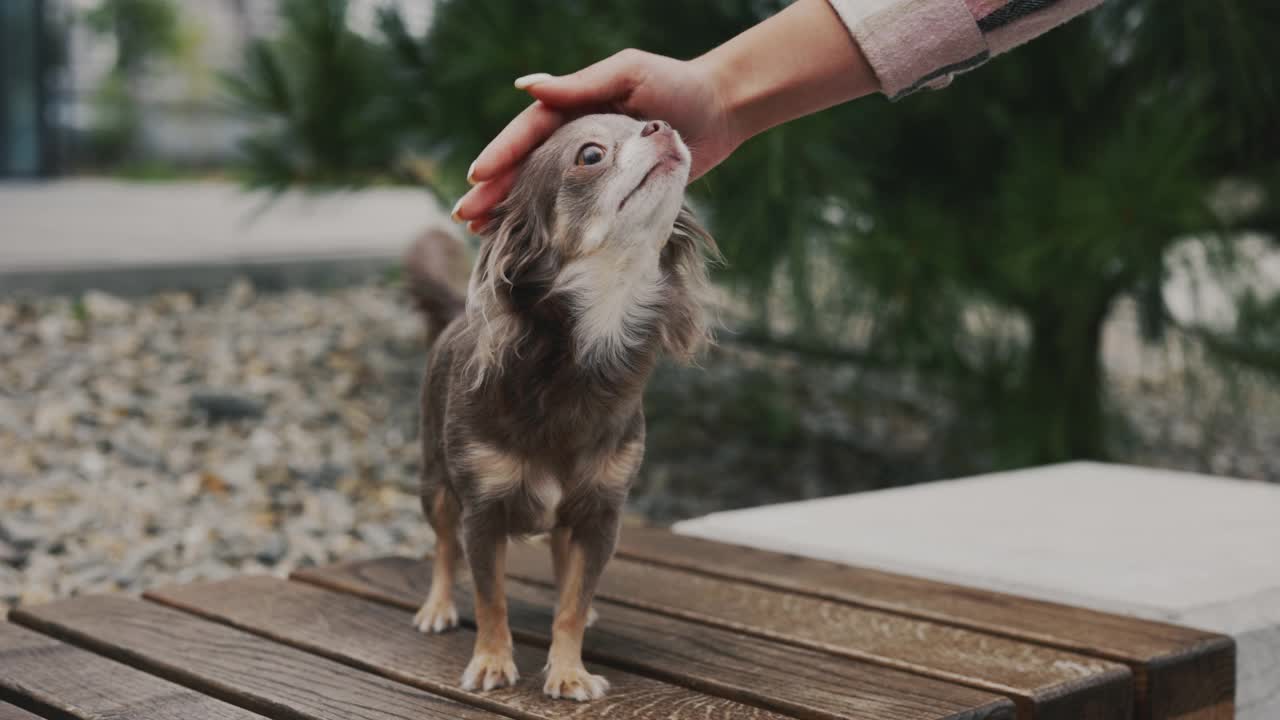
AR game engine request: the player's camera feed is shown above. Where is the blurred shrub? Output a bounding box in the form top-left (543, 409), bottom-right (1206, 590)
top-left (225, 0), bottom-right (403, 190)
top-left (229, 0), bottom-right (1280, 470)
top-left (83, 0), bottom-right (181, 70)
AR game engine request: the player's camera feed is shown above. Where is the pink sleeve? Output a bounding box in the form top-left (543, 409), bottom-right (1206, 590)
top-left (825, 0), bottom-right (1105, 98)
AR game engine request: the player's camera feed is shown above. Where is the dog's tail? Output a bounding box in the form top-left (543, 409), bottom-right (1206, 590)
top-left (404, 227), bottom-right (468, 338)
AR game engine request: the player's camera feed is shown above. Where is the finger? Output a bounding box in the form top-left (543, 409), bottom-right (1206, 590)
top-left (452, 169), bottom-right (518, 222)
top-left (518, 49), bottom-right (646, 108)
top-left (468, 101), bottom-right (566, 184)
top-left (469, 51), bottom-right (650, 184)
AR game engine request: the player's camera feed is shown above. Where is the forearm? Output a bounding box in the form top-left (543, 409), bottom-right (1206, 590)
top-left (699, 0), bottom-right (1107, 137)
top-left (696, 0), bottom-right (878, 147)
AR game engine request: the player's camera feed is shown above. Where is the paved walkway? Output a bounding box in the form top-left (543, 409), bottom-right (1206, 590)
top-left (1, 179), bottom-right (450, 294)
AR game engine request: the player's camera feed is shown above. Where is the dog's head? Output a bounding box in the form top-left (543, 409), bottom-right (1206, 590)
top-left (466, 114), bottom-right (717, 384)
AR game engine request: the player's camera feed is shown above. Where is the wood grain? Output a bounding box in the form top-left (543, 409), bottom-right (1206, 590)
top-left (617, 526), bottom-right (1235, 720)
top-left (10, 595), bottom-right (498, 720)
top-left (146, 575), bottom-right (800, 720)
top-left (292, 556), bottom-right (1015, 720)
top-left (0, 700), bottom-right (46, 720)
top-left (501, 542), bottom-right (1132, 720)
top-left (0, 621), bottom-right (263, 720)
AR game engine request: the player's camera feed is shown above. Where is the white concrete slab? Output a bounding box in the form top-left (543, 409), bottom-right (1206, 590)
top-left (675, 462), bottom-right (1280, 718)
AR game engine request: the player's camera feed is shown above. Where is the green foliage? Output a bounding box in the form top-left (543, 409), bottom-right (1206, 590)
top-left (806, 19), bottom-right (1235, 464)
top-left (1198, 293), bottom-right (1280, 383)
top-left (86, 72), bottom-right (141, 163)
top-left (225, 0), bottom-right (404, 190)
top-left (227, 0), bottom-right (1280, 470)
top-left (1102, 0), bottom-right (1280, 167)
top-left (701, 3), bottom-right (1277, 466)
top-left (84, 0), bottom-right (181, 73)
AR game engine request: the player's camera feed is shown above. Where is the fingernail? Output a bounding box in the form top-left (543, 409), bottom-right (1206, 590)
top-left (451, 197), bottom-right (465, 222)
top-left (466, 160), bottom-right (478, 185)
top-left (514, 72), bottom-right (554, 90)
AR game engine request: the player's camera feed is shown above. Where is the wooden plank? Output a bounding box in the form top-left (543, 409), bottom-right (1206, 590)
top-left (0, 700), bottom-right (46, 720)
top-left (500, 542), bottom-right (1133, 720)
top-left (146, 575), bottom-right (805, 720)
top-left (617, 526), bottom-right (1235, 720)
top-left (291, 557), bottom-right (1016, 720)
top-left (0, 621), bottom-right (262, 720)
top-left (10, 595), bottom-right (498, 720)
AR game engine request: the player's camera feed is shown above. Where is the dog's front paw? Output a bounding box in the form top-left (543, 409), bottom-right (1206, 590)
top-left (413, 595), bottom-right (459, 634)
top-left (461, 649), bottom-right (519, 692)
top-left (543, 662), bottom-right (609, 702)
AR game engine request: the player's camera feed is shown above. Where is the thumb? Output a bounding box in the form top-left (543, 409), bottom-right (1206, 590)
top-left (515, 50), bottom-right (646, 108)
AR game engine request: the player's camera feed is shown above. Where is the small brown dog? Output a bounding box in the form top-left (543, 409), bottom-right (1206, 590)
top-left (406, 114), bottom-right (716, 701)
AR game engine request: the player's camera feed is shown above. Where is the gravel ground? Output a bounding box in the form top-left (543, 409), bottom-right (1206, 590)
top-left (0, 281), bottom-right (433, 611)
top-left (2, 280), bottom-right (1278, 612)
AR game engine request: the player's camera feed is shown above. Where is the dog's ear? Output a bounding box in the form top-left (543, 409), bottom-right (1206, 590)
top-left (464, 180), bottom-right (559, 385)
top-left (473, 205), bottom-right (556, 309)
top-left (659, 205), bottom-right (721, 363)
top-left (469, 147), bottom-right (566, 310)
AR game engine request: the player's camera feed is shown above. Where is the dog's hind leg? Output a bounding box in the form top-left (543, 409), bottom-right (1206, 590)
top-left (414, 486), bottom-right (461, 633)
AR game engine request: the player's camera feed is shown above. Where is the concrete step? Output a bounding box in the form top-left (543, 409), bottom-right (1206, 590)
top-left (676, 462), bottom-right (1280, 719)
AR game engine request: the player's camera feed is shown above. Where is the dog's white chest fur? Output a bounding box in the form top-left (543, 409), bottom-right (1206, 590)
top-left (557, 231), bottom-right (666, 365)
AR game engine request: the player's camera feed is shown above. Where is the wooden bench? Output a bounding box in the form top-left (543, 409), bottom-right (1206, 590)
top-left (1, 528), bottom-right (1233, 720)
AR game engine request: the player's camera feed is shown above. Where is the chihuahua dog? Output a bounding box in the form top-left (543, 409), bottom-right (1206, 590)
top-left (406, 114), bottom-right (716, 701)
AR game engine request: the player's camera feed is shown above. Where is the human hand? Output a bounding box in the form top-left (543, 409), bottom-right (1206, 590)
top-left (451, 50), bottom-right (740, 232)
top-left (451, 0), bottom-right (879, 231)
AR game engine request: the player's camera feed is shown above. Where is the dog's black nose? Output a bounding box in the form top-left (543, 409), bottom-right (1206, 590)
top-left (641, 120), bottom-right (671, 137)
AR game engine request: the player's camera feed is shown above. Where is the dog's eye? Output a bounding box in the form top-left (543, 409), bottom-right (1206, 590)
top-left (575, 143), bottom-right (606, 166)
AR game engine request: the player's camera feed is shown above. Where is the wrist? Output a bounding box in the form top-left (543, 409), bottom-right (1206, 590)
top-left (694, 0), bottom-right (879, 148)
top-left (691, 49), bottom-right (756, 151)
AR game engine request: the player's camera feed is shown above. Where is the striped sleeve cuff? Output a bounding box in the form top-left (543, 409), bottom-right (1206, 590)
top-left (972, 0), bottom-right (1105, 56)
top-left (826, 0), bottom-right (990, 99)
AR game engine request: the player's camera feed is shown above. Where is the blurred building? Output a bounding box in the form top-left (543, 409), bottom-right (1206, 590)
top-left (0, 0), bottom-right (55, 177)
top-left (0, 0), bottom-right (434, 177)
